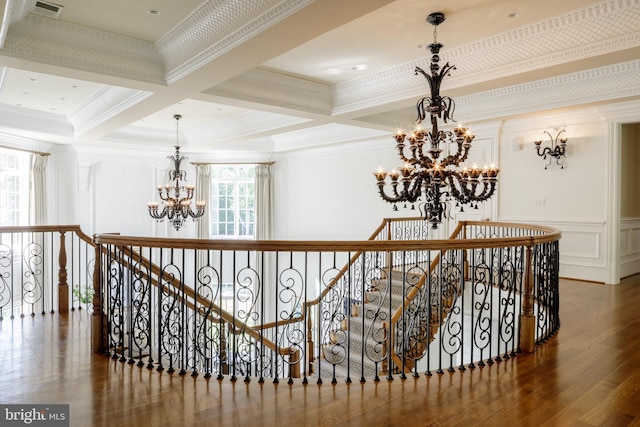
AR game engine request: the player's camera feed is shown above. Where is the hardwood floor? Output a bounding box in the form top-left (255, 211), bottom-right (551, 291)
top-left (1, 276), bottom-right (639, 427)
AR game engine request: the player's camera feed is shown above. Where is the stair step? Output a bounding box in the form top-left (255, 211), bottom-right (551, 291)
top-left (323, 329), bottom-right (387, 364)
top-left (312, 269), bottom-right (462, 379)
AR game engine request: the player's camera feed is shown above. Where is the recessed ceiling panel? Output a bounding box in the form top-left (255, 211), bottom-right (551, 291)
top-left (263, 0), bottom-right (596, 84)
top-left (53, 0), bottom-right (205, 41)
top-left (132, 99), bottom-right (250, 131)
top-left (0, 68), bottom-right (102, 115)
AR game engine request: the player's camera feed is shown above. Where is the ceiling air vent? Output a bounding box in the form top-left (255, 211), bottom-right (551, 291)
top-left (32, 1), bottom-right (64, 19)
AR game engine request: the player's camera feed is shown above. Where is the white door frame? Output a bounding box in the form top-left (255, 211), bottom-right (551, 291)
top-left (601, 100), bottom-right (640, 284)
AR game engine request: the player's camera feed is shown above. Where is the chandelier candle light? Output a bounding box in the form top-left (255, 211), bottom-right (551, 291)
top-left (534, 129), bottom-right (568, 169)
top-left (148, 114), bottom-right (206, 231)
top-left (374, 12), bottom-right (499, 228)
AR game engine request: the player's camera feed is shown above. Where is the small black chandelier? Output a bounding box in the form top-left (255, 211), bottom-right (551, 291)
top-left (374, 12), bottom-right (499, 228)
top-left (148, 114), bottom-right (206, 231)
top-left (534, 129), bottom-right (568, 169)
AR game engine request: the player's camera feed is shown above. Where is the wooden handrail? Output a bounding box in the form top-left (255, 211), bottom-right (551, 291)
top-left (0, 225), bottom-right (95, 315)
top-left (0, 221), bottom-right (560, 260)
top-left (0, 224), bottom-right (92, 243)
top-left (101, 219), bottom-right (559, 335)
top-left (93, 225), bottom-right (560, 252)
top-left (2, 220), bottom-right (560, 376)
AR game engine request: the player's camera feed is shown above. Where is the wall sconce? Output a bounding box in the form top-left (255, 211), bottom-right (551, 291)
top-left (534, 129), bottom-right (568, 169)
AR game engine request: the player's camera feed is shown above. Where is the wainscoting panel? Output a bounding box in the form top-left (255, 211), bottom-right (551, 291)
top-left (498, 217), bottom-right (606, 283)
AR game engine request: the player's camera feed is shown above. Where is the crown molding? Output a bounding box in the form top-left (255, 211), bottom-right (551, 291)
top-left (98, 111), bottom-right (310, 149)
top-left (499, 108), bottom-right (605, 134)
top-left (0, 103), bottom-right (72, 137)
top-left (204, 68), bottom-right (332, 116)
top-left (444, 0), bottom-right (640, 85)
top-left (272, 123), bottom-right (388, 152)
top-left (278, 131), bottom-right (391, 159)
top-left (596, 98), bottom-right (640, 121)
top-left (158, 0), bottom-right (314, 84)
top-left (100, 126), bottom-right (177, 148)
top-left (1, 0), bottom-right (316, 86)
top-left (0, 130), bottom-right (50, 151)
top-left (69, 86), bottom-right (153, 136)
top-left (186, 109), bottom-right (310, 145)
top-left (0, 0), bottom-right (32, 48)
top-left (1, 13), bottom-right (165, 83)
top-left (333, 0), bottom-right (640, 115)
top-left (455, 59), bottom-right (640, 122)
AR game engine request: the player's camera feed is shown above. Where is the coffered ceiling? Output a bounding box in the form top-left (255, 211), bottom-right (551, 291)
top-left (0, 0), bottom-right (638, 155)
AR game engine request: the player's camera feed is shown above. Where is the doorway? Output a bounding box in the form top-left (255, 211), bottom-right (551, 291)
top-left (619, 123), bottom-right (640, 278)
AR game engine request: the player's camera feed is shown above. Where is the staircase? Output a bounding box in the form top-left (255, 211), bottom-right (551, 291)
top-left (313, 265), bottom-right (462, 380)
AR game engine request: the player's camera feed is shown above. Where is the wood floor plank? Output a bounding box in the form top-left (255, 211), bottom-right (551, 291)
top-left (1, 277), bottom-right (640, 426)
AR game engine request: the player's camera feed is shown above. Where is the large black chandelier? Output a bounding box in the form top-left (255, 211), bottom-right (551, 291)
top-left (148, 114), bottom-right (206, 231)
top-left (374, 12), bottom-right (499, 228)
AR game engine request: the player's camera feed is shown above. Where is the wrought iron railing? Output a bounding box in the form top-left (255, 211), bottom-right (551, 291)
top-left (0, 225), bottom-right (95, 319)
top-left (0, 221), bottom-right (560, 383)
top-left (91, 219), bottom-right (561, 384)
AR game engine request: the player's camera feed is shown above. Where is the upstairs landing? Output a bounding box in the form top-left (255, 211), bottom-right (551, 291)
top-left (0, 277), bottom-right (639, 426)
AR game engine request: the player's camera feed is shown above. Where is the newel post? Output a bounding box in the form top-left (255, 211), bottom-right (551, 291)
top-left (520, 244), bottom-right (536, 353)
top-left (91, 240), bottom-right (106, 353)
top-left (58, 231), bottom-right (69, 313)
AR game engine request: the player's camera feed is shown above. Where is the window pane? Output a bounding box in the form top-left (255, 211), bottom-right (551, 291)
top-left (210, 164), bottom-right (255, 238)
top-left (0, 149), bottom-right (29, 227)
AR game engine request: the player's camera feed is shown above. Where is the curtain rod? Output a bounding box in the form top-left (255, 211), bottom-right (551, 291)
top-left (0, 144), bottom-right (50, 157)
top-left (191, 161), bottom-right (275, 166)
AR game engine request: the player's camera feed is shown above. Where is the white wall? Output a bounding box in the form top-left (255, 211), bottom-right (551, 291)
top-left (273, 137), bottom-right (411, 240)
top-left (72, 147), bottom-right (177, 237)
top-left (272, 107), bottom-right (615, 282)
top-left (40, 100), bottom-right (640, 283)
top-left (47, 144), bottom-right (77, 225)
top-left (498, 112), bottom-right (607, 222)
top-left (496, 109), bottom-right (609, 282)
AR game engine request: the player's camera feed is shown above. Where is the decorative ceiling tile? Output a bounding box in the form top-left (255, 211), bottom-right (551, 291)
top-left (333, 0), bottom-right (640, 115)
top-left (456, 59), bottom-right (640, 121)
top-left (2, 14), bottom-right (165, 83)
top-left (158, 0), bottom-right (314, 83)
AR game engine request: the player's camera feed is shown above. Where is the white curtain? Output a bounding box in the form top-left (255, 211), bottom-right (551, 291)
top-left (195, 164), bottom-right (211, 239)
top-left (254, 163), bottom-right (274, 322)
top-left (195, 164), bottom-right (211, 283)
top-left (255, 163), bottom-right (273, 240)
top-left (30, 153), bottom-right (49, 225)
